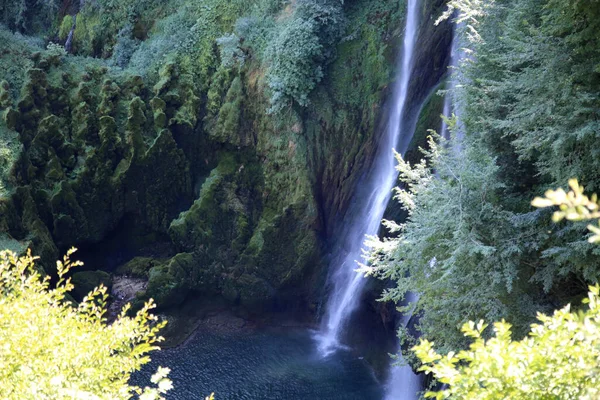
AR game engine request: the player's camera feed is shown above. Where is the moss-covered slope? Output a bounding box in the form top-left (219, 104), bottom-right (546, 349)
top-left (0, 0), bottom-right (451, 316)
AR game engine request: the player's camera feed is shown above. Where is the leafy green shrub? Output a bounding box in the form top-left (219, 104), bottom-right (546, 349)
top-left (58, 15), bottom-right (73, 41)
top-left (127, 8), bottom-right (195, 77)
top-left (265, 0), bottom-right (345, 113)
top-left (266, 17), bottom-right (323, 112)
top-left (111, 24), bottom-right (140, 68)
top-left (415, 181), bottom-right (600, 399)
top-left (0, 249), bottom-right (172, 399)
top-left (216, 33), bottom-right (245, 68)
top-left (414, 287), bottom-right (600, 400)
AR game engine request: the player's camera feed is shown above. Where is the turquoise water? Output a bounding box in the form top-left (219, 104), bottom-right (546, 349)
top-left (134, 327), bottom-right (384, 400)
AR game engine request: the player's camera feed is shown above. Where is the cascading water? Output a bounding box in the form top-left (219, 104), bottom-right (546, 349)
top-left (317, 0), bottom-right (421, 357)
top-left (383, 292), bottom-right (420, 400)
top-left (440, 24), bottom-right (465, 141)
top-left (65, 15), bottom-right (77, 53)
top-left (384, 25), bottom-right (466, 400)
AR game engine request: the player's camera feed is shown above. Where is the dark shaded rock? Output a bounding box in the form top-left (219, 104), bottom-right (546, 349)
top-left (71, 270), bottom-right (112, 301)
top-left (142, 252), bottom-right (194, 308)
top-left (116, 256), bottom-right (160, 278)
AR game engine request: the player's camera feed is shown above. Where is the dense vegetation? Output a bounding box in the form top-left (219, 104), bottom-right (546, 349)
top-left (414, 181), bottom-right (600, 398)
top-left (0, 0), bottom-right (417, 319)
top-left (3, 0), bottom-right (600, 397)
top-left (0, 249), bottom-right (171, 399)
top-left (368, 0), bottom-right (600, 365)
top-left (415, 285), bottom-right (600, 399)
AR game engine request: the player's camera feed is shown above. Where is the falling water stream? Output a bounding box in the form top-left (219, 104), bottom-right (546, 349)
top-left (64, 15), bottom-right (76, 53)
top-left (316, 0), bottom-right (422, 397)
top-left (318, 0), bottom-right (420, 354)
top-left (440, 24), bottom-right (465, 141)
top-left (383, 292), bottom-right (421, 400)
top-left (133, 1), bottom-right (449, 398)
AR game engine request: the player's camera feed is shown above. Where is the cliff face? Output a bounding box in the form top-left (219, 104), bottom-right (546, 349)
top-left (0, 0), bottom-right (451, 316)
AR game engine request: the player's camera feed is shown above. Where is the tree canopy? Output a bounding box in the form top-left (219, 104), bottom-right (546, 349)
top-left (414, 180), bottom-right (600, 399)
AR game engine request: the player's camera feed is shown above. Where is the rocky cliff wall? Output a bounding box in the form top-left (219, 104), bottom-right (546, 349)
top-left (0, 0), bottom-right (452, 318)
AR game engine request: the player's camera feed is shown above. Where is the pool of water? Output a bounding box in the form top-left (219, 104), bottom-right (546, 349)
top-left (133, 327), bottom-right (384, 400)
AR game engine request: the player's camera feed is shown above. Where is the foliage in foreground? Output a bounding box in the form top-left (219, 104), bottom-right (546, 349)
top-left (414, 286), bottom-right (600, 399)
top-left (0, 249), bottom-right (172, 400)
top-left (414, 181), bottom-right (600, 399)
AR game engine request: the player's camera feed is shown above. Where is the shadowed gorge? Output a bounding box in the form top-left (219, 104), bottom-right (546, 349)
top-left (1, 0), bottom-right (599, 398)
top-left (0, 0), bottom-right (450, 325)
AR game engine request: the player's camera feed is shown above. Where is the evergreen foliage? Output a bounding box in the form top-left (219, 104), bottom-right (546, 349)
top-left (371, 0), bottom-right (600, 355)
top-left (367, 134), bottom-right (543, 352)
top-left (414, 182), bottom-right (600, 399)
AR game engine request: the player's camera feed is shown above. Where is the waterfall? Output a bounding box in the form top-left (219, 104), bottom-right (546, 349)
top-left (440, 79), bottom-right (452, 140)
top-left (383, 292), bottom-right (421, 400)
top-left (440, 23), bottom-right (465, 141)
top-left (317, 0), bottom-right (421, 357)
top-left (65, 15), bottom-right (77, 54)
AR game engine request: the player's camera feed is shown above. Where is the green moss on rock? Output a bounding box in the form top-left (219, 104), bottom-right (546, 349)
top-left (211, 76), bottom-right (244, 145)
top-left (58, 15), bottom-right (74, 41)
top-left (116, 257), bottom-right (161, 278)
top-left (71, 270), bottom-right (112, 301)
top-left (143, 252), bottom-right (194, 308)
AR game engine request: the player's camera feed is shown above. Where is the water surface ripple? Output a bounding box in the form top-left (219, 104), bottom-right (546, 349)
top-left (134, 327), bottom-right (383, 400)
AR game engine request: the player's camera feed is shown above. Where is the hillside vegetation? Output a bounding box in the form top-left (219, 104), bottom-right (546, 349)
top-left (0, 0), bottom-right (429, 316)
top-left (368, 0), bottom-right (600, 364)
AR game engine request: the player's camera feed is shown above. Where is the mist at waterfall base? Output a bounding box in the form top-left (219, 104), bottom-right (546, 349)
top-left (135, 0), bottom-right (447, 397)
top-left (132, 326), bottom-right (383, 400)
top-left (316, 0), bottom-right (421, 398)
top-left (383, 293), bottom-right (422, 400)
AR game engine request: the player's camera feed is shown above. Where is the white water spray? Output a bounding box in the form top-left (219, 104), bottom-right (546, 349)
top-left (440, 24), bottom-right (465, 141)
top-left (383, 292), bottom-right (420, 400)
top-left (317, 0), bottom-right (421, 357)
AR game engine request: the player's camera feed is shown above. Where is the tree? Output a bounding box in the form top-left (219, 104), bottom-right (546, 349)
top-left (414, 288), bottom-right (600, 400)
top-left (0, 248), bottom-right (172, 400)
top-left (365, 134), bottom-right (540, 353)
top-left (368, 0), bottom-right (600, 355)
top-left (413, 180), bottom-right (600, 399)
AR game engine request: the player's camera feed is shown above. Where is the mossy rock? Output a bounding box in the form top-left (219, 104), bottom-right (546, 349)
top-left (168, 152), bottom-right (251, 251)
top-left (14, 186), bottom-right (58, 273)
top-left (71, 270), bottom-right (112, 301)
top-left (144, 252), bottom-right (194, 308)
top-left (403, 80), bottom-right (445, 166)
top-left (116, 257), bottom-right (161, 278)
top-left (58, 15), bottom-right (74, 41)
top-left (230, 273), bottom-right (276, 312)
top-left (243, 203), bottom-right (320, 290)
